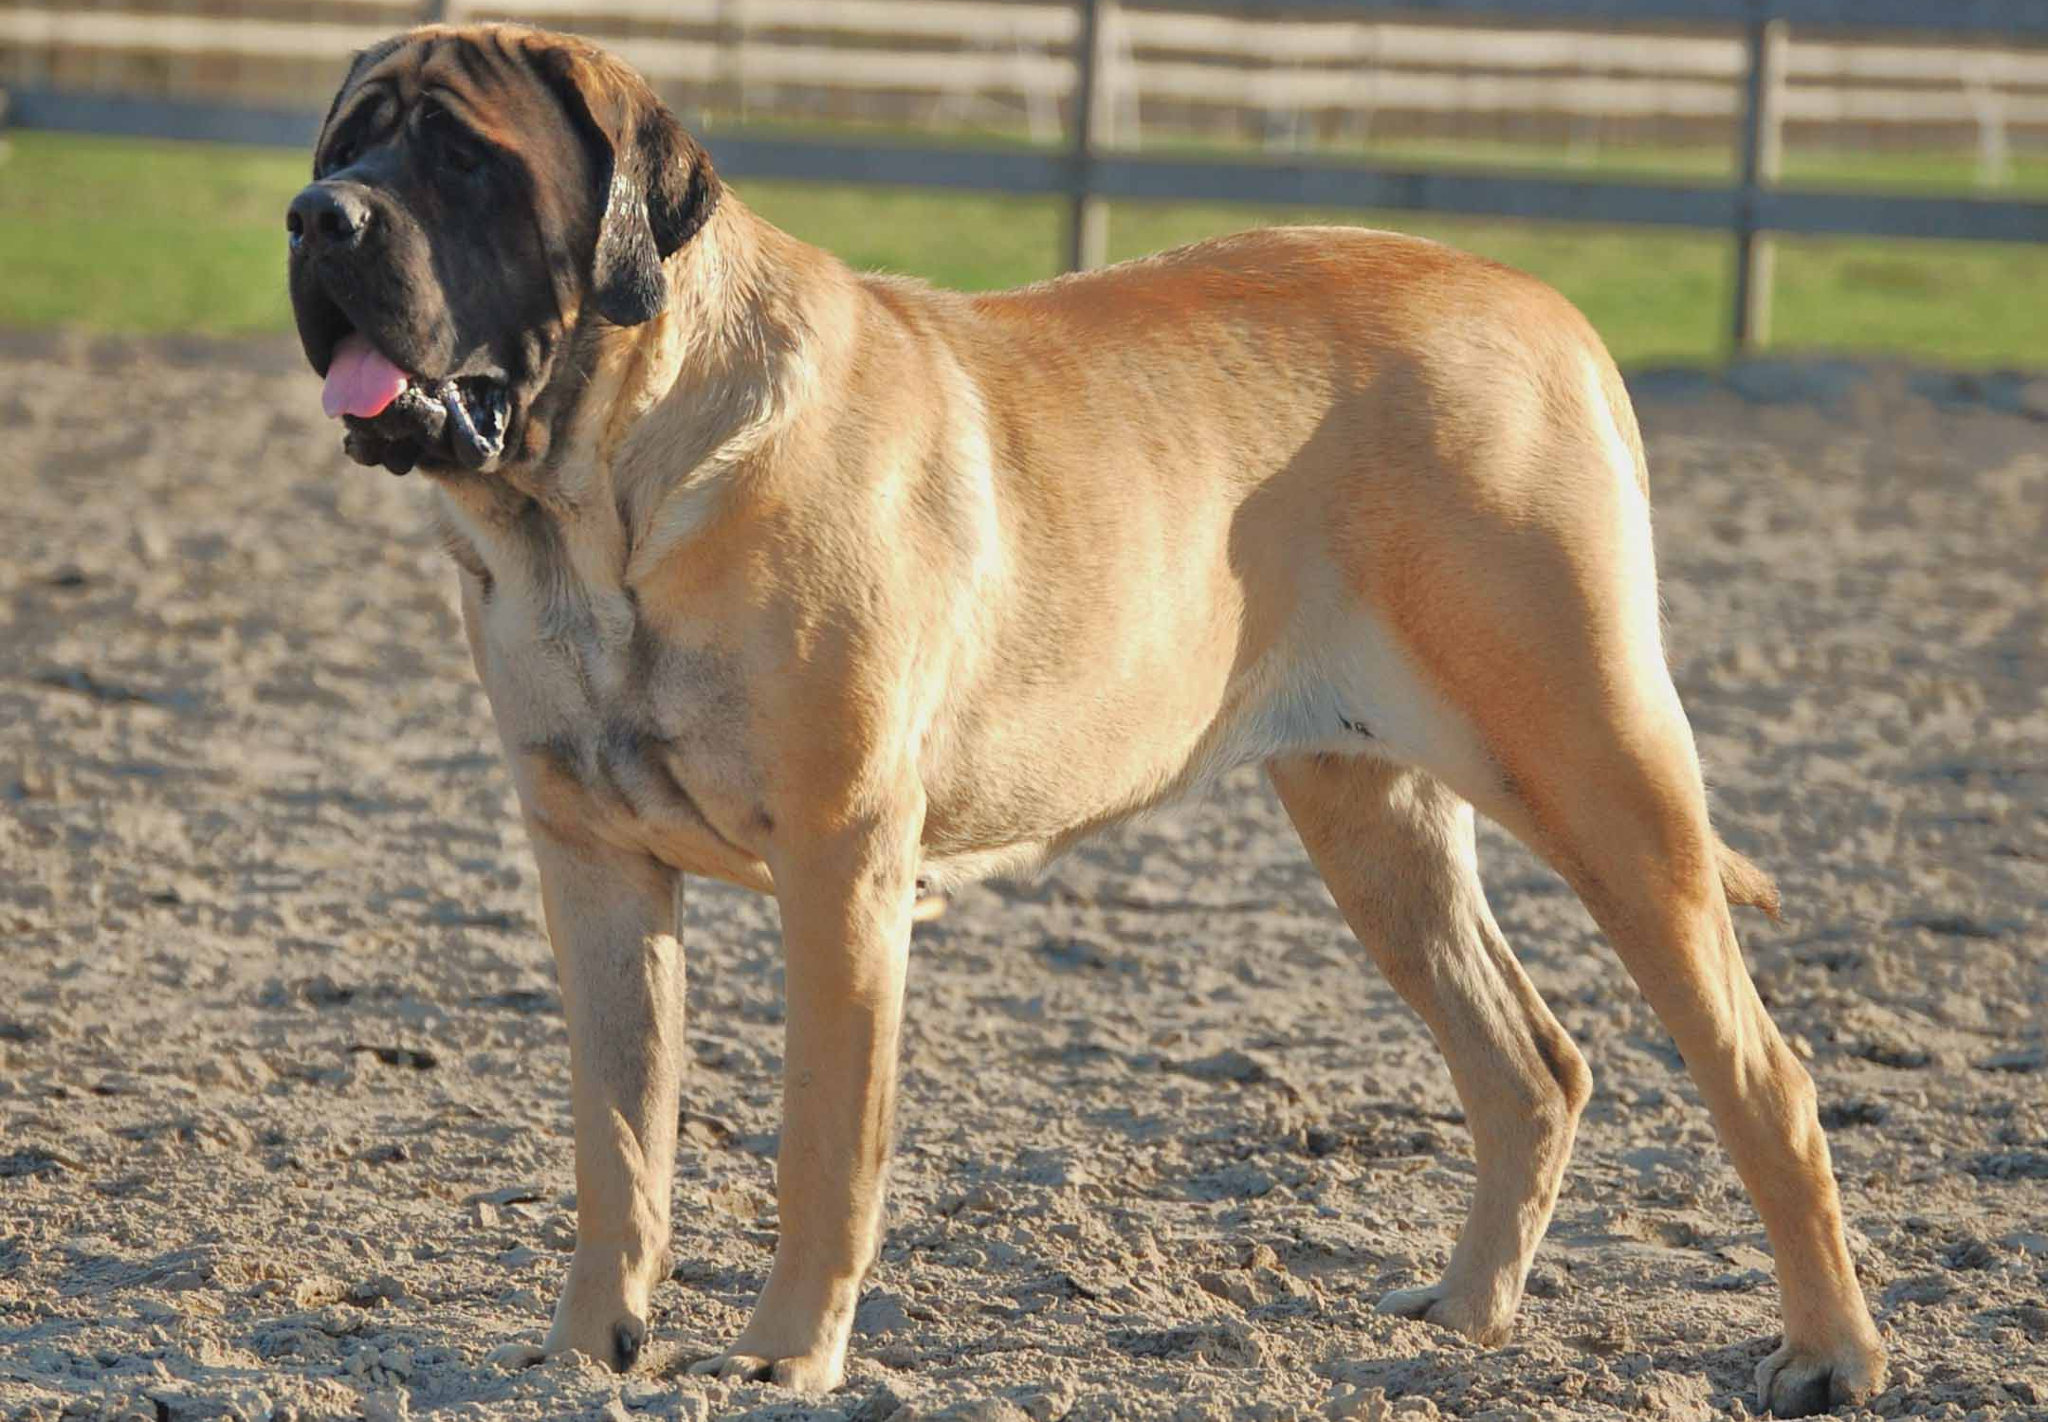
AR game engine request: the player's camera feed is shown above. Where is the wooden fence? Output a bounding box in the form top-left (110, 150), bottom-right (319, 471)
top-left (9, 0), bottom-right (2048, 161)
top-left (4, 0), bottom-right (2048, 349)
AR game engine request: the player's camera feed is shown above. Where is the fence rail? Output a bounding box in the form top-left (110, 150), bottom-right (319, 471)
top-left (5, 0), bottom-right (2048, 351)
top-left (12, 4), bottom-right (2048, 148)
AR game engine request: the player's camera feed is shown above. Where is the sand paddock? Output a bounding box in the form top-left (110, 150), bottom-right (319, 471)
top-left (1, 334), bottom-right (2043, 1421)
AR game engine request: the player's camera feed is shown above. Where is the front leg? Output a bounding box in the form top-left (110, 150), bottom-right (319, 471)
top-left (692, 795), bottom-right (920, 1393)
top-left (521, 826), bottom-right (685, 1371)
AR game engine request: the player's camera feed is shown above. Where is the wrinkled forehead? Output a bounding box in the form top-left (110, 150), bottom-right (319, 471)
top-left (324, 27), bottom-right (579, 159)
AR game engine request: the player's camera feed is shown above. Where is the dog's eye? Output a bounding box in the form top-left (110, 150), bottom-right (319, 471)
top-left (420, 102), bottom-right (488, 176)
top-left (320, 136), bottom-right (358, 176)
top-left (446, 134), bottom-right (488, 175)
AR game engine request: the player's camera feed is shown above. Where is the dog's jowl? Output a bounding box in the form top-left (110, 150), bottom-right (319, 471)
top-left (288, 25), bottom-right (1886, 1414)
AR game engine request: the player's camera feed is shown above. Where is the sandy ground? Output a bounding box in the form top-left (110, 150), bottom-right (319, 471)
top-left (0, 332), bottom-right (2043, 1422)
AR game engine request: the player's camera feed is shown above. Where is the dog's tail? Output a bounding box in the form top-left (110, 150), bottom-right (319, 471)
top-left (1716, 836), bottom-right (1782, 921)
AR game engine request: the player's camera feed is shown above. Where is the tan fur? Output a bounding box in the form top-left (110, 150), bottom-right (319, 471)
top-left (383, 28), bottom-right (1884, 1413)
top-left (1719, 838), bottom-right (1785, 920)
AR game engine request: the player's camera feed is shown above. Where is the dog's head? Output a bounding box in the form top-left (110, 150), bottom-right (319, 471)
top-left (287, 24), bottom-right (719, 476)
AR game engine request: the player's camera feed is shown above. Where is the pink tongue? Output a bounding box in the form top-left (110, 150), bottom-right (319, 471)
top-left (321, 332), bottom-right (410, 419)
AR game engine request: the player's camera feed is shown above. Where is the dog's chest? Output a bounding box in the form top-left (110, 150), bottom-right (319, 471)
top-left (468, 569), bottom-right (772, 887)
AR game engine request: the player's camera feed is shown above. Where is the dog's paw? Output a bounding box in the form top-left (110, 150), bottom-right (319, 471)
top-left (1755, 1335), bottom-right (1887, 1417)
top-left (1375, 1282), bottom-right (1515, 1347)
top-left (687, 1347), bottom-right (845, 1394)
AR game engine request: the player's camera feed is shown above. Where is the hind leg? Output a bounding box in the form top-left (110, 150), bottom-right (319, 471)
top-left (1490, 711), bottom-right (1884, 1415)
top-left (1268, 753), bottom-right (1589, 1345)
top-left (1353, 458), bottom-right (1886, 1412)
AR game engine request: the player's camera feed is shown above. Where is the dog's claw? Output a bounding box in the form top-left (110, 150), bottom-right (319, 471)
top-left (613, 1317), bottom-right (647, 1372)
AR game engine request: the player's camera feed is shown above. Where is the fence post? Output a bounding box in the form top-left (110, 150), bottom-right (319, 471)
top-left (1065, 0), bottom-right (1111, 272)
top-left (1730, 11), bottom-right (1787, 351)
top-left (1967, 73), bottom-right (2012, 188)
top-left (703, 0), bottom-right (747, 120)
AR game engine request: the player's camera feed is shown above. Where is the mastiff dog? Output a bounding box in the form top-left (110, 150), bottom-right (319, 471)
top-left (286, 25), bottom-right (1886, 1414)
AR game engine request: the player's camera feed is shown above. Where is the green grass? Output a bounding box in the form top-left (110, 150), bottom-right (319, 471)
top-left (0, 131), bottom-right (307, 335)
top-left (3, 128), bottom-right (2044, 368)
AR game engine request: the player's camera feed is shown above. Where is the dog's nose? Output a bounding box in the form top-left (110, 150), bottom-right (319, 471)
top-left (287, 183), bottom-right (372, 252)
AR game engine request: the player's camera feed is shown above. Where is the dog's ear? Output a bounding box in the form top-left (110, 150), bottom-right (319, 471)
top-left (536, 44), bottom-right (721, 328)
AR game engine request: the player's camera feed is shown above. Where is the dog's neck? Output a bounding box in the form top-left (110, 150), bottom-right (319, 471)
top-left (436, 196), bottom-right (848, 601)
top-left (604, 197), bottom-right (844, 581)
